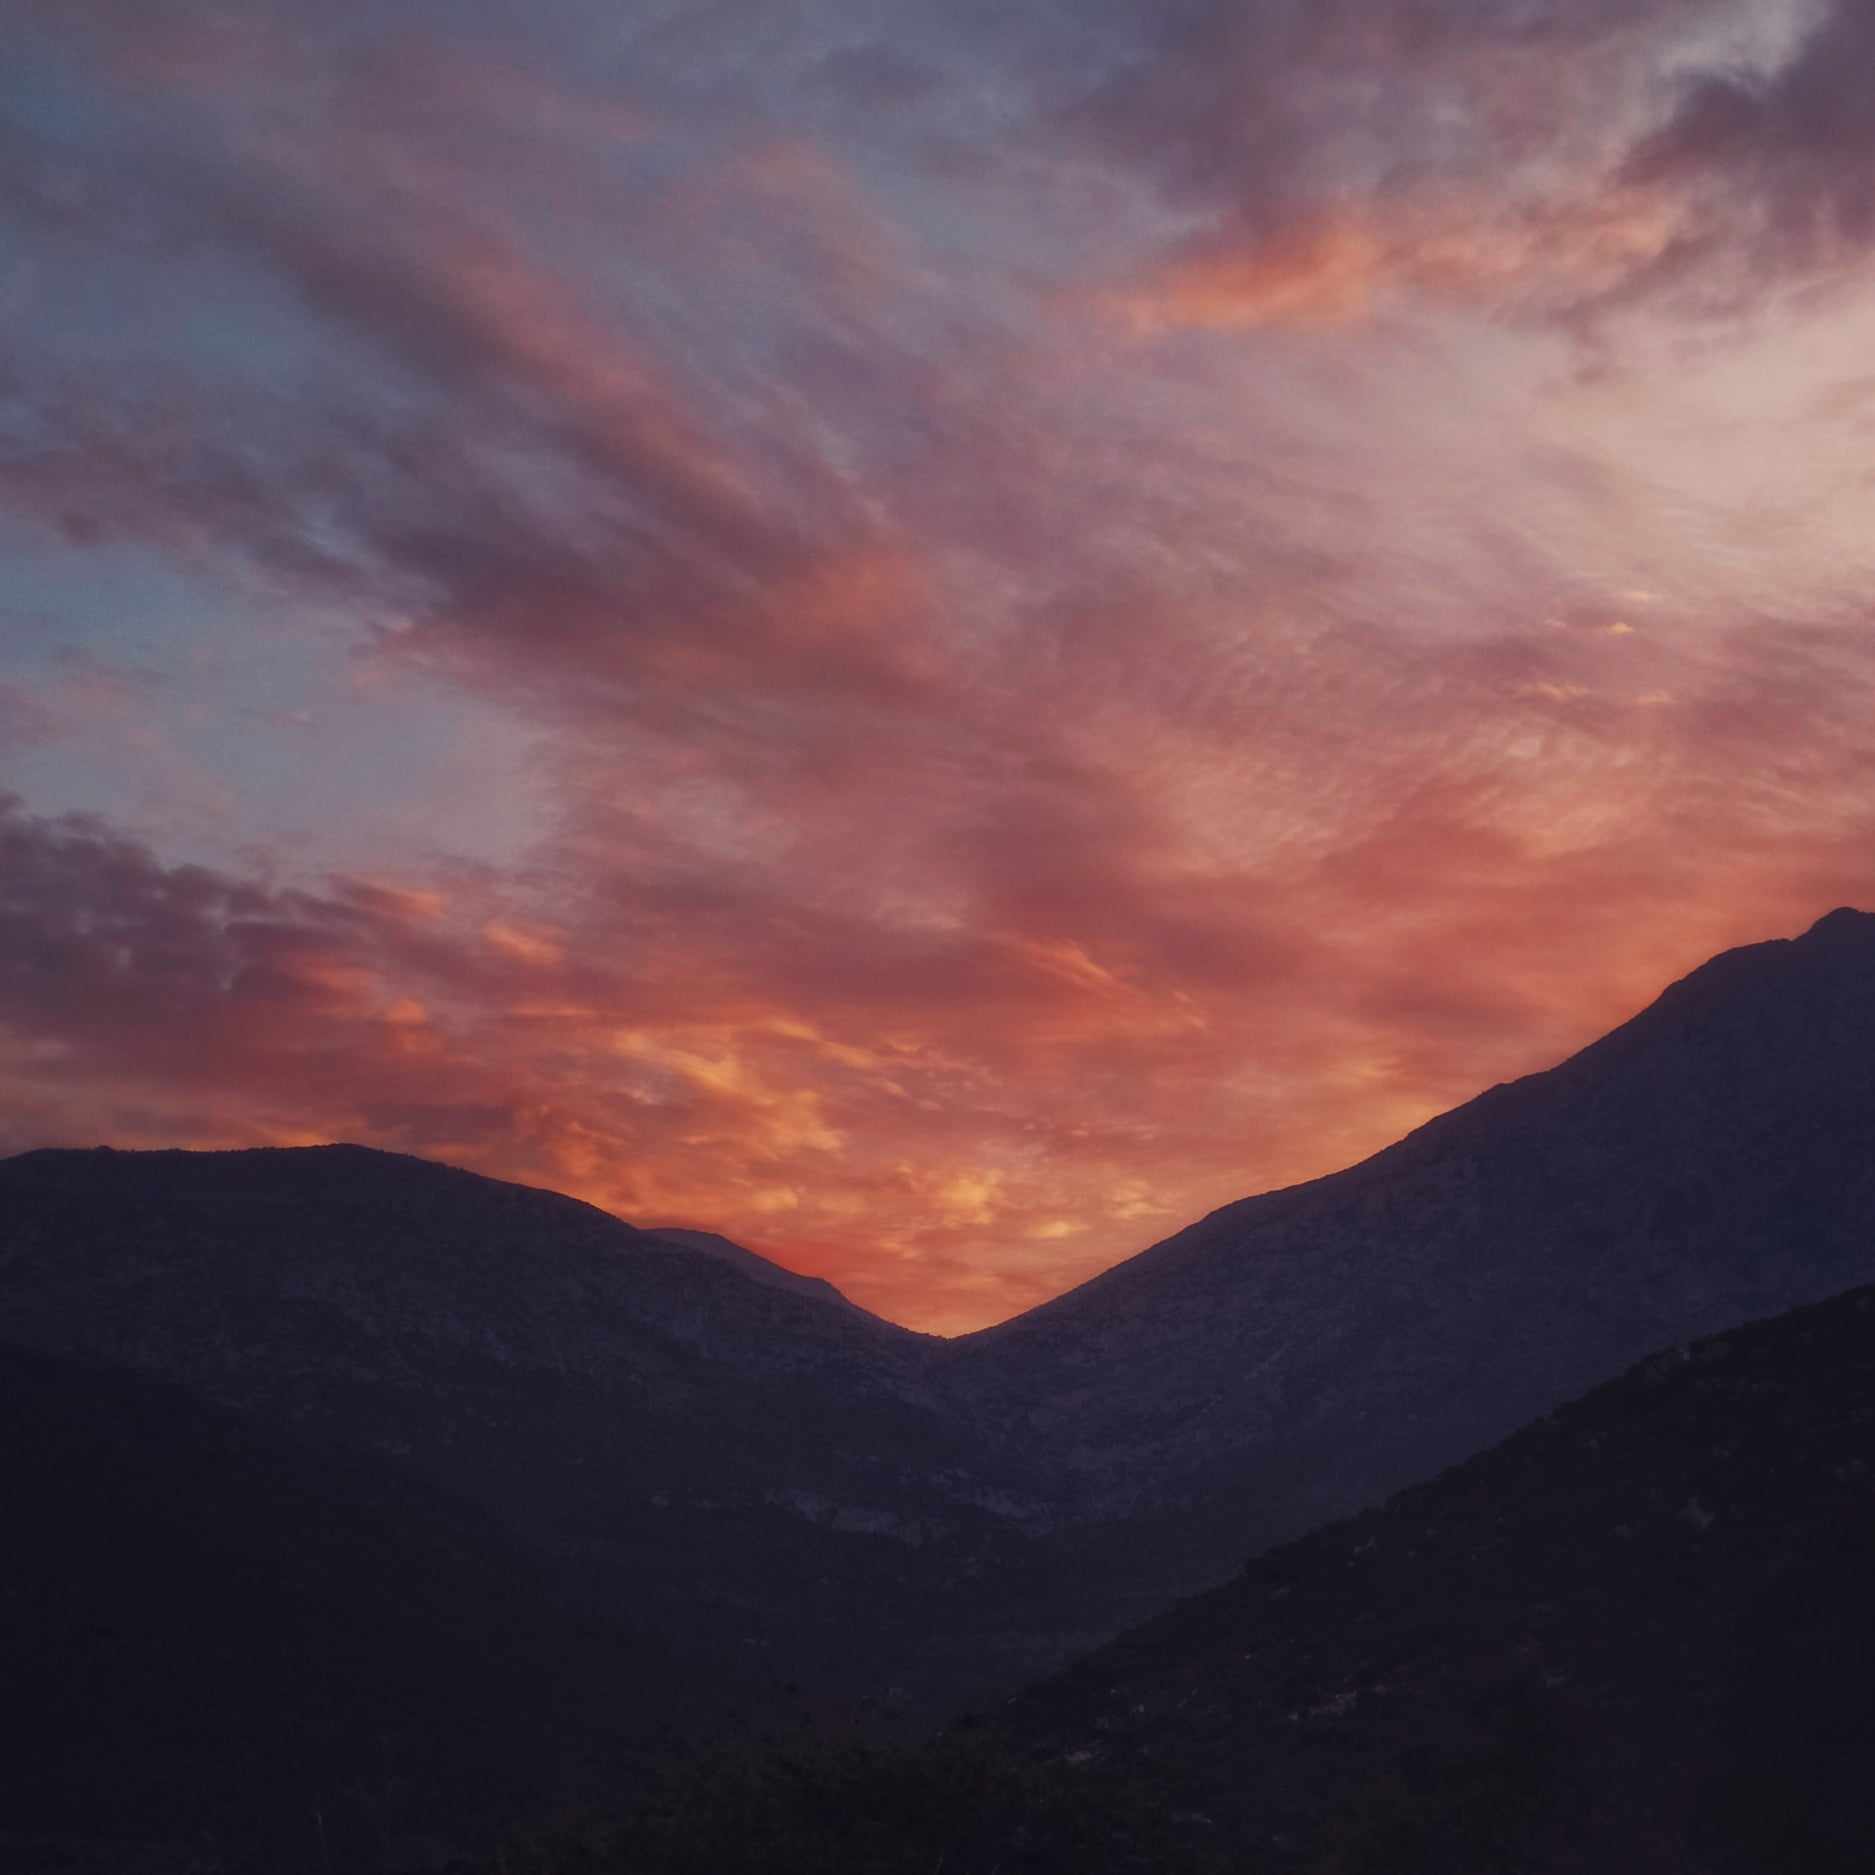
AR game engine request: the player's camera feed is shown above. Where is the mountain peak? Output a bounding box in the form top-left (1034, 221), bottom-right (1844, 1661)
top-left (1801, 905), bottom-right (1875, 945)
top-left (941, 908), bottom-right (1875, 1555)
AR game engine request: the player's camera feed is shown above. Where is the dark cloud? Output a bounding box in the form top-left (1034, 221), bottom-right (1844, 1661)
top-left (1061, 0), bottom-right (1875, 326)
top-left (1623, 0), bottom-right (1875, 286)
top-left (1067, 0), bottom-right (1691, 207)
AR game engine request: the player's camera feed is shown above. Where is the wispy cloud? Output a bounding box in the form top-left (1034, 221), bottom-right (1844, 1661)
top-left (5, 0), bottom-right (1875, 1328)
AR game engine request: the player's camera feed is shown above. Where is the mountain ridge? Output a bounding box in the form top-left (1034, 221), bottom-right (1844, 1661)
top-left (953, 905), bottom-right (1875, 1347)
top-left (638, 1224), bottom-right (907, 1330)
top-left (1, 1140), bottom-right (923, 1342)
top-left (8, 909), bottom-right (1875, 1865)
top-left (932, 905), bottom-right (1875, 1597)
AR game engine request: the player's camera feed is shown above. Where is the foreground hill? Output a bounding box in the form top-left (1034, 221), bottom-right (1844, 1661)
top-left (943, 907), bottom-right (1875, 1601)
top-left (0, 1346), bottom-right (603, 1874)
top-left (985, 1280), bottom-right (1875, 1873)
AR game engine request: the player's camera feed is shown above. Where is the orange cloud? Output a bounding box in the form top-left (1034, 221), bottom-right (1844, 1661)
top-left (1402, 187), bottom-right (1685, 308)
top-left (344, 879), bottom-right (450, 924)
top-left (1108, 216), bottom-right (1383, 334)
top-left (1106, 182), bottom-right (1692, 340)
top-left (483, 920), bottom-right (566, 968)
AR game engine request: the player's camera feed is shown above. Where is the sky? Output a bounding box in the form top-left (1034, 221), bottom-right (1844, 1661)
top-left (5, 0), bottom-right (1875, 1331)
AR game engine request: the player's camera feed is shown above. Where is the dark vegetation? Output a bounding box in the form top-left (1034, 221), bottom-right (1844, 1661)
top-left (499, 1735), bottom-right (1233, 1875)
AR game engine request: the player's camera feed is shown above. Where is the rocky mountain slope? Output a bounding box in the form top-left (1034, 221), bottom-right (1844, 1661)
top-left (941, 907), bottom-right (1875, 1598)
top-left (984, 1280), bottom-right (1875, 1873)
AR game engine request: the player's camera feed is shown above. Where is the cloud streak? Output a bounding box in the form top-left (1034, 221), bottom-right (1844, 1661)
top-left (5, 0), bottom-right (1875, 1327)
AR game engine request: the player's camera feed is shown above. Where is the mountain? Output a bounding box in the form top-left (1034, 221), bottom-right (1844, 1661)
top-left (641, 1224), bottom-right (889, 1323)
top-left (498, 1282), bottom-right (1875, 1873)
top-left (940, 907), bottom-right (1875, 1603)
top-left (0, 1143), bottom-right (1057, 1864)
top-left (0, 1345), bottom-right (597, 1874)
top-left (8, 909), bottom-right (1875, 1864)
top-left (982, 1280), bottom-right (1875, 1873)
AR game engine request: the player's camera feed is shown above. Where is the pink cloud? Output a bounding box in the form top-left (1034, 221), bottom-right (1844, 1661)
top-left (11, 0), bottom-right (1875, 1335)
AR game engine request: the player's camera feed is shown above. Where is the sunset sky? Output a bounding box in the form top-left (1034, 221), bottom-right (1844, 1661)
top-left (5, 0), bottom-right (1875, 1329)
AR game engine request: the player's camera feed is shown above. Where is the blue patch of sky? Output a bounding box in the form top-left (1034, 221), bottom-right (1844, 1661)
top-left (0, 519), bottom-right (545, 885)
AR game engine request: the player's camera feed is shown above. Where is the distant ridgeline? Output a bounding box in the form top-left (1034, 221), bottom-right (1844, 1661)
top-left (2, 908), bottom-right (1874, 1870)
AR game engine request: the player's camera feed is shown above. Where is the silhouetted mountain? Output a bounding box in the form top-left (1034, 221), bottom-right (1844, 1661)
top-left (641, 1225), bottom-right (890, 1324)
top-left (0, 1345), bottom-right (594, 1874)
top-left (525, 1283), bottom-right (1875, 1873)
top-left (982, 1281), bottom-right (1875, 1873)
top-left (942, 907), bottom-right (1875, 1605)
top-left (9, 911), bottom-right (1875, 1866)
top-left (0, 1145), bottom-right (1050, 1864)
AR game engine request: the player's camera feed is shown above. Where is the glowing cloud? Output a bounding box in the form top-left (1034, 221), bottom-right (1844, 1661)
top-left (6, 0), bottom-right (1875, 1329)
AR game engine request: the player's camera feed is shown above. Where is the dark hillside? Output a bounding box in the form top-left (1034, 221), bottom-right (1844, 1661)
top-left (0, 1144), bottom-right (1053, 1857)
top-left (991, 1281), bottom-right (1875, 1872)
top-left (0, 1347), bottom-right (640, 1874)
